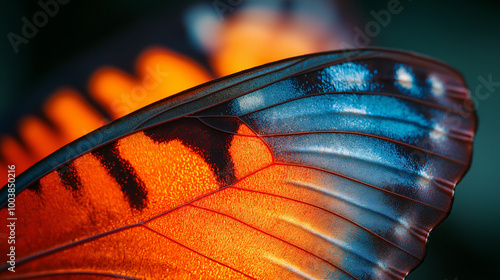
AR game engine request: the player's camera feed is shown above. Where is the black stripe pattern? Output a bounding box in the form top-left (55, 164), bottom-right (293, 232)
top-left (92, 142), bottom-right (148, 211)
top-left (144, 117), bottom-right (238, 188)
top-left (57, 162), bottom-right (83, 196)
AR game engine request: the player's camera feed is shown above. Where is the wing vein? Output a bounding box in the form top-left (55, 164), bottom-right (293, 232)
top-left (142, 224), bottom-right (255, 279)
top-left (235, 91), bottom-right (471, 119)
top-left (188, 204), bottom-right (358, 280)
top-left (230, 186), bottom-right (423, 260)
top-left (275, 162), bottom-right (447, 213)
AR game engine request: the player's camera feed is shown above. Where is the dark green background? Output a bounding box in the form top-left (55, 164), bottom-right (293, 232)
top-left (1, 0), bottom-right (499, 279)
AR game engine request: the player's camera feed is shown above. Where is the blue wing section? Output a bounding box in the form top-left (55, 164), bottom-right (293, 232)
top-left (192, 50), bottom-right (476, 279)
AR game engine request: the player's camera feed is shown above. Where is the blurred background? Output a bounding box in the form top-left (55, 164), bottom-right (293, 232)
top-left (0, 0), bottom-right (498, 278)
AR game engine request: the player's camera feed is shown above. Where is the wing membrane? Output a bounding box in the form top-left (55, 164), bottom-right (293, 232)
top-left (0, 49), bottom-right (476, 279)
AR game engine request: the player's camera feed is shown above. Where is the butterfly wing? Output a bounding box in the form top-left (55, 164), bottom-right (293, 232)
top-left (0, 49), bottom-right (476, 279)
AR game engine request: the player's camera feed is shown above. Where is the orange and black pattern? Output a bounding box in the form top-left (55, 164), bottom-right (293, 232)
top-left (0, 49), bottom-right (476, 279)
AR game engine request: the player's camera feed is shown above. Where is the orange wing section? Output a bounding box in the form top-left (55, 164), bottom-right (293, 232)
top-left (0, 120), bottom-right (354, 279)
